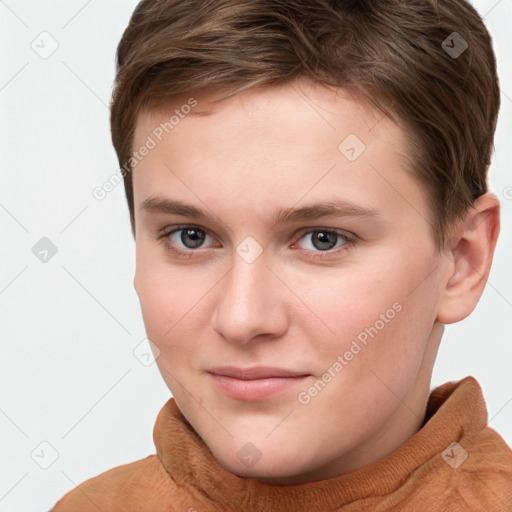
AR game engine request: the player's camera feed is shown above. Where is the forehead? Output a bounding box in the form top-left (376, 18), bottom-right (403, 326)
top-left (131, 80), bottom-right (427, 231)
top-left (135, 80), bottom-right (398, 146)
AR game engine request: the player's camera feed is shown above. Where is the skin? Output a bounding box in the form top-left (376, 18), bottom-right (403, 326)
top-left (131, 77), bottom-right (500, 484)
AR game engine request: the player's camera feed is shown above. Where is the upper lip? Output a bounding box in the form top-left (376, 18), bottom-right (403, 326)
top-left (207, 366), bottom-right (309, 380)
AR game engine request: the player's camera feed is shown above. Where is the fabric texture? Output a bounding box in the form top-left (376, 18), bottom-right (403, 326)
top-left (51, 376), bottom-right (512, 511)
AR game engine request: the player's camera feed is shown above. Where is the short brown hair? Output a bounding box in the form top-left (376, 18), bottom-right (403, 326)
top-left (110, 0), bottom-right (500, 251)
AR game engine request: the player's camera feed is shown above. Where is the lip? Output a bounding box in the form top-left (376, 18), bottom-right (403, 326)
top-left (208, 366), bottom-right (308, 379)
top-left (207, 366), bottom-right (310, 401)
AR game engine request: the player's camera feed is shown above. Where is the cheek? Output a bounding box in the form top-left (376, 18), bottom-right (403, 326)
top-left (134, 250), bottom-right (226, 372)
top-left (135, 254), bottom-right (199, 343)
top-left (304, 256), bottom-right (435, 377)
top-left (135, 266), bottom-right (201, 386)
top-left (298, 265), bottom-right (402, 357)
top-left (297, 264), bottom-right (436, 431)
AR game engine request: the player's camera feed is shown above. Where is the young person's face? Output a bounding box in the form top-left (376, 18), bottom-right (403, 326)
top-left (131, 79), bottom-right (452, 484)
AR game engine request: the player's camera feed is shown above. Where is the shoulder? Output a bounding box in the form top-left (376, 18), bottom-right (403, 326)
top-left (51, 454), bottom-right (176, 511)
top-left (451, 426), bottom-right (512, 509)
top-left (410, 426), bottom-right (512, 511)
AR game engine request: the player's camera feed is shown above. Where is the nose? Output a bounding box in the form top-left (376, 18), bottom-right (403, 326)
top-left (211, 246), bottom-right (289, 346)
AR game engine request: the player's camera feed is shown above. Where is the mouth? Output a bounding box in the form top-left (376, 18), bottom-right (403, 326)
top-left (207, 366), bottom-right (311, 401)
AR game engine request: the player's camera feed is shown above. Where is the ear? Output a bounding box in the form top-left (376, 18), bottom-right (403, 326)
top-left (436, 192), bottom-right (500, 324)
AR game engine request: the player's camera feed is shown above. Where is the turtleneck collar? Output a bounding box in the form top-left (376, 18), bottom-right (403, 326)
top-left (152, 376), bottom-right (489, 511)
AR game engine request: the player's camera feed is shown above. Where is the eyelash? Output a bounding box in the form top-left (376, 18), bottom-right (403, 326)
top-left (156, 224), bottom-right (357, 260)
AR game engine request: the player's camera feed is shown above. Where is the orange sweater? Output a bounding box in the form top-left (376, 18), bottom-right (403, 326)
top-left (52, 376), bottom-right (512, 511)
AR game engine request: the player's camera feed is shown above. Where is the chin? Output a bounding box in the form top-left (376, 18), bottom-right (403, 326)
top-left (210, 441), bottom-right (314, 483)
top-left (220, 457), bottom-right (301, 482)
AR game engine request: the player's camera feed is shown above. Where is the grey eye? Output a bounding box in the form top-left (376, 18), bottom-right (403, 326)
top-left (169, 228), bottom-right (209, 249)
top-left (309, 231), bottom-right (339, 251)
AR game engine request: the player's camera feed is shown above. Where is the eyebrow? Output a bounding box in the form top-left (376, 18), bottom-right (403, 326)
top-left (141, 196), bottom-right (381, 226)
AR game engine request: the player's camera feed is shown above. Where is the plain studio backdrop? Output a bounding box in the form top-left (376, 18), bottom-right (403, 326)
top-left (0, 1), bottom-right (511, 510)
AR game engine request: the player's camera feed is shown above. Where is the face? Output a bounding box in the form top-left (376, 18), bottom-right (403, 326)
top-left (131, 79), bottom-right (451, 484)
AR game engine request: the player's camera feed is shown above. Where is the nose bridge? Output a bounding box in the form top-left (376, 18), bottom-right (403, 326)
top-left (212, 238), bottom-right (287, 344)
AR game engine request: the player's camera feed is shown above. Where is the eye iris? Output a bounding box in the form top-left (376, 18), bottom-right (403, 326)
top-left (312, 231), bottom-right (338, 250)
top-left (181, 228), bottom-right (205, 248)
top-left (174, 229), bottom-right (342, 251)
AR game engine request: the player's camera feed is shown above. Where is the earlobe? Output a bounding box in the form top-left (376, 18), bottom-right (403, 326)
top-left (436, 192), bottom-right (500, 325)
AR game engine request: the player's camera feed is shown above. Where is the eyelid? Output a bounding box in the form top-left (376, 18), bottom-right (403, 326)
top-left (160, 224), bottom-right (219, 249)
top-left (292, 226), bottom-right (355, 244)
top-left (159, 224), bottom-right (355, 242)
top-left (158, 224), bottom-right (357, 258)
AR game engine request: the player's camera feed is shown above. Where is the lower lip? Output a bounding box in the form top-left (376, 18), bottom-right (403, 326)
top-left (209, 373), bottom-right (310, 401)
